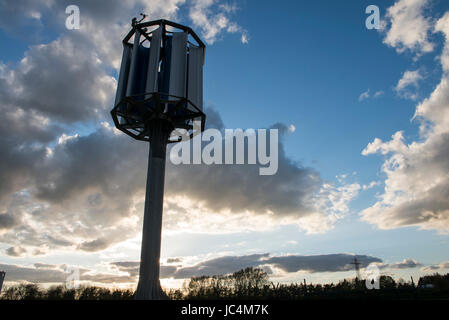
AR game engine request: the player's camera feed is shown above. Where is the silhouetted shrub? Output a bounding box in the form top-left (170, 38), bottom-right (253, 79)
top-left (1, 270), bottom-right (449, 300)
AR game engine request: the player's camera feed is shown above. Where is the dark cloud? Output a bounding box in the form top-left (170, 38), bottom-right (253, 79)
top-left (2, 253), bottom-right (423, 285)
top-left (0, 138), bottom-right (47, 205)
top-left (0, 1), bottom-right (355, 255)
top-left (0, 17), bottom-right (116, 207)
top-left (0, 263), bottom-right (68, 283)
top-left (266, 254), bottom-right (382, 273)
top-left (0, 212), bottom-right (20, 230)
top-left (0, 0), bottom-right (172, 37)
top-left (111, 253), bottom-right (383, 279)
top-left (173, 254), bottom-right (270, 279)
top-left (161, 266), bottom-right (178, 278)
top-left (109, 261), bottom-right (139, 277)
top-left (80, 273), bottom-right (135, 284)
top-left (5, 246), bottom-right (27, 257)
top-left (33, 263), bottom-right (57, 269)
top-left (0, 0), bottom-right (51, 41)
top-left (165, 134), bottom-right (322, 218)
top-left (109, 261), bottom-right (177, 279)
top-left (163, 114), bottom-right (329, 224)
top-left (204, 107), bottom-right (225, 130)
top-left (43, 235), bottom-right (73, 247)
top-left (111, 261), bottom-right (139, 269)
top-left (0, 104), bottom-right (338, 253)
top-left (2, 37), bottom-right (115, 123)
top-left (0, 126), bottom-right (146, 253)
top-left (32, 128), bottom-right (145, 206)
top-left (0, 0), bottom-right (185, 67)
top-left (78, 238), bottom-right (110, 252)
top-left (0, 263), bottom-right (134, 284)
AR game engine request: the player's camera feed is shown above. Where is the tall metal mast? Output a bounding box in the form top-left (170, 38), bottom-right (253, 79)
top-left (111, 18), bottom-right (206, 299)
top-left (351, 257), bottom-right (361, 280)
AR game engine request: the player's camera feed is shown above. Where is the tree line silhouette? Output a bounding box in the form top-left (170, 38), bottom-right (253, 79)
top-left (1, 267), bottom-right (449, 300)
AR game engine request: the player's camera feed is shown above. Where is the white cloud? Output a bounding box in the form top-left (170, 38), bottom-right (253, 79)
top-left (374, 90), bottom-right (385, 98)
top-left (362, 181), bottom-right (381, 191)
top-left (359, 89), bottom-right (384, 102)
top-left (388, 258), bottom-right (422, 269)
top-left (362, 131), bottom-right (408, 156)
top-left (361, 12), bottom-right (449, 233)
top-left (396, 70), bottom-right (423, 91)
top-left (383, 0), bottom-right (434, 55)
top-left (58, 133), bottom-right (79, 145)
top-left (188, 0), bottom-right (248, 44)
top-left (421, 261), bottom-right (449, 272)
top-left (288, 124), bottom-right (296, 133)
top-left (374, 258), bottom-right (423, 270)
top-left (359, 90), bottom-right (370, 102)
top-left (395, 69), bottom-right (424, 100)
top-left (241, 33), bottom-right (249, 44)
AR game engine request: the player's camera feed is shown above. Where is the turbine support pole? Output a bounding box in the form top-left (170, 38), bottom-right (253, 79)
top-left (135, 119), bottom-right (173, 300)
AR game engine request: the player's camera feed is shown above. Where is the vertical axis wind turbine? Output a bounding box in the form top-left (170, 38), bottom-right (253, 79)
top-left (111, 18), bottom-right (206, 300)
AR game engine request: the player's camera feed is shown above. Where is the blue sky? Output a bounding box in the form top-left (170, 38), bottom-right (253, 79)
top-left (185, 0), bottom-right (449, 273)
top-left (1, 0), bottom-right (449, 288)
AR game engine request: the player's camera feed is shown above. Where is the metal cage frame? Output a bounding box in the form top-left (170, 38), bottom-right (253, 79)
top-left (110, 19), bottom-right (206, 143)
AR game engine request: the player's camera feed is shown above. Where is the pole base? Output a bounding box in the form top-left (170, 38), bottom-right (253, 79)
top-left (134, 280), bottom-right (169, 300)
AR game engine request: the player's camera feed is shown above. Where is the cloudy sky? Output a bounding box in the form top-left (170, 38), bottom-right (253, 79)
top-left (1, 0), bottom-right (449, 289)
